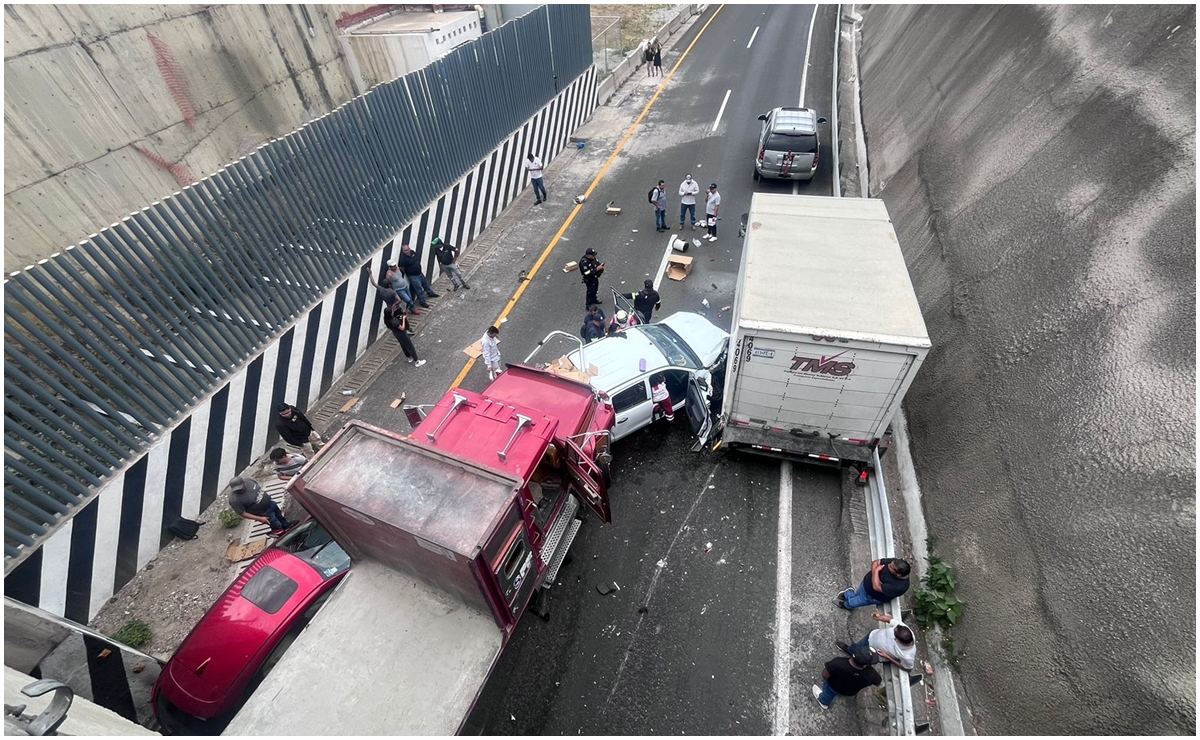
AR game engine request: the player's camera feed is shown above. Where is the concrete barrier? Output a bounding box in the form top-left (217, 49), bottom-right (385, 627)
top-left (596, 4), bottom-right (704, 106)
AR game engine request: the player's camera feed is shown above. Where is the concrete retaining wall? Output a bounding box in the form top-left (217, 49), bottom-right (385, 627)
top-left (857, 5), bottom-right (1195, 734)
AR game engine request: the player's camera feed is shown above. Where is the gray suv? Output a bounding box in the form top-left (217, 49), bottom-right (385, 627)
top-left (753, 107), bottom-right (827, 182)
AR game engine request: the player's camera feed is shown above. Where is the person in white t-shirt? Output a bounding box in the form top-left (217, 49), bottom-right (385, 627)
top-left (525, 152), bottom-right (546, 205)
top-left (837, 611), bottom-right (917, 671)
top-left (678, 174), bottom-right (700, 230)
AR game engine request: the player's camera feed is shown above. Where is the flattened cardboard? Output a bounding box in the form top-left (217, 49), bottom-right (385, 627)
top-left (666, 254), bottom-right (694, 281)
top-left (225, 539), bottom-right (268, 562)
top-left (463, 339), bottom-right (483, 358)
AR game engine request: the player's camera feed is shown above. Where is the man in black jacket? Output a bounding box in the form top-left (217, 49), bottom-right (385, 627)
top-left (398, 243), bottom-right (440, 305)
top-left (621, 279), bottom-right (661, 324)
top-left (275, 402), bottom-right (323, 455)
top-left (579, 248), bottom-right (604, 308)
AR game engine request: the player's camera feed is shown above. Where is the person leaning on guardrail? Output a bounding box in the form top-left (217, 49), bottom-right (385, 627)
top-left (836, 611), bottom-right (917, 672)
top-left (812, 646), bottom-right (882, 711)
top-left (836, 558), bottom-right (911, 611)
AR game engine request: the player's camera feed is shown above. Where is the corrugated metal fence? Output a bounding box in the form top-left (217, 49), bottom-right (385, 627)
top-left (3, 5), bottom-right (592, 569)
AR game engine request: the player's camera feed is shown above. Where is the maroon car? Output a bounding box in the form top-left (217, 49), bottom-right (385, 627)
top-left (151, 520), bottom-right (350, 735)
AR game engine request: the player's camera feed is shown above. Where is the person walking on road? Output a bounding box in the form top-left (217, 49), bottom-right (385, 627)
top-left (836, 611), bottom-right (917, 672)
top-left (837, 557), bottom-right (912, 610)
top-left (399, 243), bottom-right (439, 306)
top-left (704, 183), bottom-right (721, 241)
top-left (652, 180), bottom-right (668, 232)
top-left (526, 152), bottom-right (547, 205)
top-left (275, 402), bottom-right (323, 456)
top-left (432, 237), bottom-right (470, 291)
top-left (621, 279), bottom-right (662, 324)
top-left (226, 476), bottom-right (292, 535)
top-left (579, 248), bottom-right (604, 308)
top-left (385, 302), bottom-right (426, 367)
top-left (652, 41), bottom-right (663, 77)
top-left (481, 325), bottom-right (502, 380)
top-left (812, 646), bottom-right (882, 710)
top-left (678, 174), bottom-right (700, 230)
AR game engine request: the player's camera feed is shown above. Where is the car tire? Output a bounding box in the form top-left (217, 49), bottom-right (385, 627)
top-left (752, 167), bottom-right (761, 182)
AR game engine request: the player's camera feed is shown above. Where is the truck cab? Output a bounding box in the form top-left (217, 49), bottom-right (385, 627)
top-left (224, 366), bottom-right (612, 735)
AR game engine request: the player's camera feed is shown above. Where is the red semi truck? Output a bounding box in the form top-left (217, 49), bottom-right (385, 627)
top-left (224, 364), bottom-right (614, 735)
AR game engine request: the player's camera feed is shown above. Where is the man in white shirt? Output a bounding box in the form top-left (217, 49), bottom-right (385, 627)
top-left (526, 152), bottom-right (546, 205)
top-left (836, 610), bottom-right (917, 671)
top-left (481, 325), bottom-right (502, 380)
top-left (678, 174), bottom-right (700, 230)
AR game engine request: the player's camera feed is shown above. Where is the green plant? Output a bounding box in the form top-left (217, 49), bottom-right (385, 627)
top-left (911, 552), bottom-right (966, 632)
top-left (219, 508), bottom-right (242, 528)
top-left (912, 587), bottom-right (965, 630)
top-left (111, 619), bottom-right (152, 648)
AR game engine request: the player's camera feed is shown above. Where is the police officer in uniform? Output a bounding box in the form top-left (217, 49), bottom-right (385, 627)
top-left (579, 248), bottom-right (604, 308)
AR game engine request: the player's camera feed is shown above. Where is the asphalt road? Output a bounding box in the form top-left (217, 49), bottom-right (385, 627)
top-left (394, 4), bottom-right (875, 735)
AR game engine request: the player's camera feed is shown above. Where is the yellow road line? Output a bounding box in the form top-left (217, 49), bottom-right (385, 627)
top-left (449, 5), bottom-right (725, 389)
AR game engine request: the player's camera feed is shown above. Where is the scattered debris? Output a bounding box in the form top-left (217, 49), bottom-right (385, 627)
top-left (704, 542), bottom-right (712, 554)
top-left (701, 298), bottom-right (710, 308)
top-left (518, 269), bottom-right (529, 282)
top-left (563, 260), bottom-right (579, 273)
top-left (637, 606), bottom-right (649, 614)
top-left (575, 195), bottom-right (587, 204)
top-left (225, 539), bottom-right (267, 562)
top-left (596, 581), bottom-right (619, 595)
top-left (721, 305), bottom-right (732, 311)
top-left (606, 200), bottom-right (621, 215)
top-left (339, 396), bottom-right (358, 413)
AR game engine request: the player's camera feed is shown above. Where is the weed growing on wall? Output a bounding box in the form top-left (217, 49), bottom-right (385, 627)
top-left (111, 618), bottom-right (152, 648)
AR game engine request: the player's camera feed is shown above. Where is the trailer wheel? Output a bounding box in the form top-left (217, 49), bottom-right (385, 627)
top-left (599, 458), bottom-right (612, 487)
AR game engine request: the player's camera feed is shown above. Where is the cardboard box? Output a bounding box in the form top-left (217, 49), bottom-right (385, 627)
top-left (545, 354), bottom-right (599, 385)
top-left (605, 205), bottom-right (622, 215)
top-left (666, 254), bottom-right (694, 281)
top-left (463, 338), bottom-right (499, 359)
top-left (563, 260), bottom-right (579, 273)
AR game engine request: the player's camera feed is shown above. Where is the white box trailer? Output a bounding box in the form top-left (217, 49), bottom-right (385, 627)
top-left (720, 194), bottom-right (930, 473)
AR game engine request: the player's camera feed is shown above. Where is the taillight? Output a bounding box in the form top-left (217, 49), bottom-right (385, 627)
top-left (812, 150), bottom-right (819, 169)
top-left (758, 149), bottom-right (765, 163)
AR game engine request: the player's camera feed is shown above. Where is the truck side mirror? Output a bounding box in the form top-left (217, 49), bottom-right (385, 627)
top-left (756, 114), bottom-right (767, 121)
top-left (818, 117), bottom-right (828, 124)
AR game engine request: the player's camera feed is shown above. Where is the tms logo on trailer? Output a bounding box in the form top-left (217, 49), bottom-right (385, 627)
top-left (790, 350), bottom-right (856, 377)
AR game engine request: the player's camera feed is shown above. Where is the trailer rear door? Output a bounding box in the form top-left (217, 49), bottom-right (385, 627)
top-left (729, 334), bottom-right (917, 440)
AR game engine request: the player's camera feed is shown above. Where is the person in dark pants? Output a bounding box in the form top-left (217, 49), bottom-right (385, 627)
top-left (384, 302), bottom-right (425, 367)
top-left (812, 646), bottom-right (882, 710)
top-left (526, 153), bottom-right (547, 204)
top-left (398, 243), bottom-right (440, 305)
top-left (579, 248), bottom-right (604, 308)
top-left (621, 279), bottom-right (662, 324)
top-left (652, 180), bottom-right (668, 231)
top-left (652, 42), bottom-right (663, 76)
top-left (837, 557), bottom-right (912, 610)
top-left (227, 476), bottom-right (291, 535)
top-left (275, 402), bottom-right (322, 456)
top-left (581, 305), bottom-right (606, 343)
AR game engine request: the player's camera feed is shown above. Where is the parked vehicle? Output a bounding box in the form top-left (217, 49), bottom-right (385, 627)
top-left (224, 365), bottom-right (614, 735)
top-left (152, 520), bottom-right (350, 735)
top-left (527, 310), bottom-right (728, 444)
top-left (753, 107), bottom-right (827, 181)
top-left (718, 193), bottom-right (931, 480)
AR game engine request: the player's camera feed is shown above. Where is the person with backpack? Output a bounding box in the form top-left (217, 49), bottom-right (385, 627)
top-left (650, 180), bottom-right (668, 232)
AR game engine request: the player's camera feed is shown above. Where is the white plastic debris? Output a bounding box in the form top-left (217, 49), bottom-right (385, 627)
top-left (702, 299), bottom-right (710, 307)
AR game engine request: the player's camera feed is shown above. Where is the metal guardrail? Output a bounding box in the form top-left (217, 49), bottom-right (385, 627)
top-left (863, 450), bottom-right (916, 735)
top-left (833, 3), bottom-right (915, 732)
